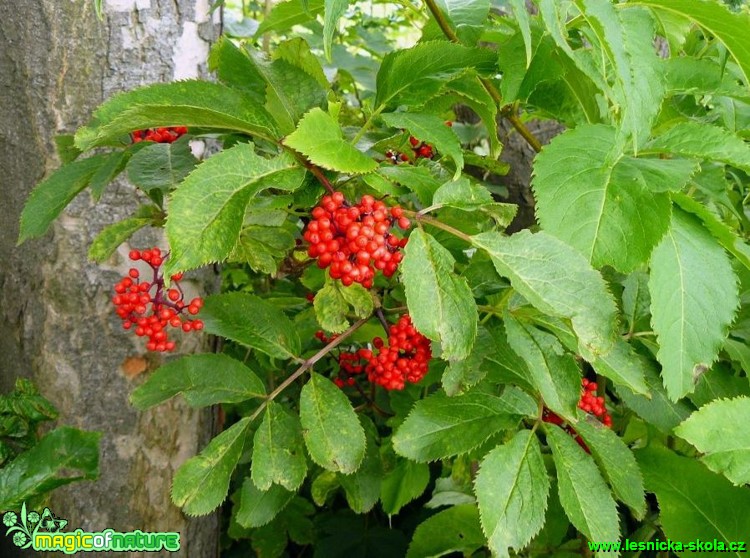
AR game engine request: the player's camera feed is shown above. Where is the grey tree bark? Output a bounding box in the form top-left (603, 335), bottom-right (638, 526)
top-left (0, 1), bottom-right (219, 556)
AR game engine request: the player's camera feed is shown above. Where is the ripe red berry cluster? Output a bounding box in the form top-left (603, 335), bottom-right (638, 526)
top-left (542, 378), bottom-right (612, 452)
top-left (579, 378), bottom-right (612, 426)
top-left (365, 315), bottom-right (432, 390)
top-left (131, 126), bottom-right (188, 144)
top-left (112, 247), bottom-right (204, 352)
top-left (314, 315), bottom-right (432, 391)
top-left (304, 192), bottom-right (410, 288)
top-left (334, 348), bottom-right (372, 388)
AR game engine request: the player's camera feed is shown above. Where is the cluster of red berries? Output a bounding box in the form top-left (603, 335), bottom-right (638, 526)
top-left (542, 378), bottom-right (612, 452)
top-left (304, 192), bottom-right (410, 288)
top-left (334, 348), bottom-right (372, 388)
top-left (315, 315), bottom-right (432, 391)
top-left (112, 247), bottom-right (204, 352)
top-left (365, 315), bottom-right (432, 390)
top-left (384, 122), bottom-right (452, 164)
top-left (131, 126), bottom-right (188, 144)
top-left (579, 378), bottom-right (612, 426)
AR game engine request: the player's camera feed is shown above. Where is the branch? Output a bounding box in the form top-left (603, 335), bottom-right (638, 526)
top-left (249, 317), bottom-right (370, 422)
top-left (402, 209), bottom-right (473, 243)
top-left (422, 0), bottom-right (543, 153)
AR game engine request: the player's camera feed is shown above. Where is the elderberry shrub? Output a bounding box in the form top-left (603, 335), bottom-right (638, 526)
top-left (112, 247), bottom-right (203, 352)
top-left (303, 192), bottom-right (410, 288)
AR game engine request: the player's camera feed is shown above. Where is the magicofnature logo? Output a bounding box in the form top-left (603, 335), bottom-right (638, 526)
top-left (3, 502), bottom-right (180, 553)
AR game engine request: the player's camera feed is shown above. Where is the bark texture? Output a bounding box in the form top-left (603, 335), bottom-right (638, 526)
top-left (0, 1), bottom-right (219, 556)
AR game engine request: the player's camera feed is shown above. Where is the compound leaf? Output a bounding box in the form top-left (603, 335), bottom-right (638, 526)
top-left (299, 373), bottom-right (366, 474)
top-left (675, 396), bottom-right (750, 485)
top-left (392, 390), bottom-right (533, 462)
top-left (649, 209), bottom-right (738, 400)
top-left (402, 229), bottom-right (478, 361)
top-left (546, 425), bottom-right (620, 555)
top-left (252, 402), bottom-right (308, 491)
top-left (284, 108), bottom-right (377, 174)
top-left (200, 293), bottom-right (301, 360)
top-left (472, 230), bottom-right (618, 359)
top-left (165, 143), bottom-right (305, 274)
top-left (131, 353), bottom-right (265, 410)
top-left (474, 430), bottom-right (549, 558)
top-left (172, 417), bottom-right (251, 516)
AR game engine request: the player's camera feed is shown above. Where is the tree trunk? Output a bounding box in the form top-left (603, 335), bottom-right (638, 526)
top-left (0, 1), bottom-right (219, 556)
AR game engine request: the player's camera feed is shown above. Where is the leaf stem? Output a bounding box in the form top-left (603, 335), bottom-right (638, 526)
top-left (249, 317), bottom-right (370, 422)
top-left (351, 104), bottom-right (385, 146)
top-left (402, 209), bottom-right (472, 243)
top-left (422, 0), bottom-right (543, 153)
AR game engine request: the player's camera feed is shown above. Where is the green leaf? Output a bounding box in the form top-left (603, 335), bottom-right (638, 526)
top-left (235, 477), bottom-right (295, 528)
top-left (200, 293), bottom-right (301, 360)
top-left (130, 354), bottom-right (265, 410)
top-left (208, 36), bottom-right (266, 103)
top-left (0, 427), bottom-right (100, 510)
top-left (504, 316), bottom-right (581, 421)
top-left (533, 124), bottom-right (672, 272)
top-left (381, 112), bottom-right (463, 178)
top-left (252, 402), bottom-right (308, 491)
top-left (375, 42), bottom-right (496, 109)
top-left (339, 418), bottom-right (382, 514)
top-left (299, 372), bottom-right (366, 474)
top-left (431, 177), bottom-right (493, 211)
top-left (233, 225), bottom-right (296, 275)
top-left (89, 149), bottom-right (131, 200)
top-left (165, 144), bottom-right (305, 274)
top-left (446, 73), bottom-right (502, 157)
top-left (248, 51), bottom-right (327, 135)
top-left (274, 38), bottom-right (328, 88)
top-left (649, 209), bottom-right (739, 400)
top-left (630, 0), bottom-right (750, 87)
top-left (509, 0), bottom-right (533, 67)
top-left (664, 56), bottom-right (749, 98)
top-left (88, 213), bottom-right (152, 263)
top-left (574, 416), bottom-right (646, 518)
top-left (75, 81), bottom-right (278, 150)
top-left (475, 430), bottom-right (549, 558)
top-left (545, 425), bottom-right (620, 554)
top-left (472, 230), bottom-right (618, 359)
top-left (672, 192), bottom-right (750, 272)
top-left (380, 460), bottom-right (430, 516)
top-left (255, 0), bottom-right (325, 36)
top-left (54, 134), bottom-right (82, 164)
top-left (172, 417), bottom-right (251, 516)
top-left (392, 390), bottom-right (532, 462)
top-left (378, 165), bottom-right (442, 206)
top-left (314, 280), bottom-right (373, 334)
top-left (636, 444), bottom-right (750, 556)
top-left (323, 0), bottom-right (348, 61)
top-left (589, 339), bottom-right (650, 397)
top-left (401, 229), bottom-right (477, 361)
top-left (645, 121), bottom-right (750, 173)
top-left (434, 0), bottom-right (489, 44)
top-left (406, 504), bottom-right (485, 558)
top-left (126, 139), bottom-right (197, 192)
top-left (18, 154), bottom-right (108, 243)
top-left (573, 3), bottom-right (664, 149)
top-left (614, 361), bottom-right (694, 434)
top-left (284, 108), bottom-right (377, 174)
top-left (675, 396), bottom-right (750, 485)
top-left (442, 326), bottom-right (493, 396)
